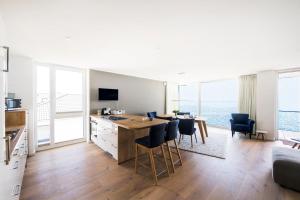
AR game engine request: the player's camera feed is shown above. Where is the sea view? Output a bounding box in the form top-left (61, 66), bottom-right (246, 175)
top-left (201, 101), bottom-right (237, 129)
top-left (182, 101), bottom-right (300, 132)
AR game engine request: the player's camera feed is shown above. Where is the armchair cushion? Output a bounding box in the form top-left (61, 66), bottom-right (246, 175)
top-left (232, 124), bottom-right (251, 132)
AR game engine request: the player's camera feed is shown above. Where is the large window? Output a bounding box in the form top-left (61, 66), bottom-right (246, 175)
top-left (278, 72), bottom-right (300, 139)
top-left (178, 83), bottom-right (199, 116)
top-left (200, 79), bottom-right (238, 128)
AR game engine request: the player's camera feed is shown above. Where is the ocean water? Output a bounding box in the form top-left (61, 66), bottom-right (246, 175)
top-left (278, 111), bottom-right (300, 132)
top-left (201, 101), bottom-right (237, 129)
top-left (183, 101), bottom-right (300, 132)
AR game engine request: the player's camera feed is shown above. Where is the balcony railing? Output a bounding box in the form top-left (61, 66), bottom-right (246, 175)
top-left (37, 94), bottom-right (82, 123)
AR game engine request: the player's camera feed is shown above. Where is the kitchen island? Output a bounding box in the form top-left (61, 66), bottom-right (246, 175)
top-left (90, 114), bottom-right (168, 164)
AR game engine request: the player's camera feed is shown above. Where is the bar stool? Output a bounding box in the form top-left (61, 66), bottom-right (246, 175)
top-left (165, 120), bottom-right (183, 173)
top-left (135, 123), bottom-right (170, 185)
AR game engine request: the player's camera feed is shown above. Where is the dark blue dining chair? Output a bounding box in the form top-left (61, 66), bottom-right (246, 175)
top-left (147, 111), bottom-right (157, 119)
top-left (230, 113), bottom-right (255, 139)
top-left (164, 120), bottom-right (182, 172)
top-left (135, 123), bottom-right (169, 185)
top-left (178, 118), bottom-right (197, 147)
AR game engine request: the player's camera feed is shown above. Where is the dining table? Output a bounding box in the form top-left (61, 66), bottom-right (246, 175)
top-left (157, 114), bottom-right (208, 144)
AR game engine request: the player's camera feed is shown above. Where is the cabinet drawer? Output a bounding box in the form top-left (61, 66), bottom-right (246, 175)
top-left (98, 120), bottom-right (112, 129)
top-left (101, 134), bottom-right (118, 147)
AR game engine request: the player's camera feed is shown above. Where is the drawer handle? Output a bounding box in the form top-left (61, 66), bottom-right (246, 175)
top-left (12, 184), bottom-right (21, 196)
top-left (13, 148), bottom-right (19, 156)
top-left (13, 160), bottom-right (19, 169)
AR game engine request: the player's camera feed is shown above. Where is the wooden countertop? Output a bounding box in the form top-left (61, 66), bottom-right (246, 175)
top-left (91, 114), bottom-right (169, 129)
top-left (6, 125), bottom-right (26, 133)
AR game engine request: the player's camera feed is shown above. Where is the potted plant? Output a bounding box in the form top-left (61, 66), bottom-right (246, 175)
top-left (172, 110), bottom-right (179, 117)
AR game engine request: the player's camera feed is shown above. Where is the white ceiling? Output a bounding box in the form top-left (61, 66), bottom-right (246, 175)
top-left (0, 0), bottom-right (300, 81)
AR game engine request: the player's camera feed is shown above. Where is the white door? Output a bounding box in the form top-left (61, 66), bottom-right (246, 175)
top-left (36, 65), bottom-right (86, 150)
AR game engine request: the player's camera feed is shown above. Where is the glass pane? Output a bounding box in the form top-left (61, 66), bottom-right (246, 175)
top-left (55, 69), bottom-right (84, 143)
top-left (54, 117), bottom-right (84, 143)
top-left (201, 80), bottom-right (238, 128)
top-left (36, 66), bottom-right (50, 146)
top-left (178, 83), bottom-right (199, 116)
top-left (56, 70), bottom-right (83, 113)
top-left (278, 72), bottom-right (300, 139)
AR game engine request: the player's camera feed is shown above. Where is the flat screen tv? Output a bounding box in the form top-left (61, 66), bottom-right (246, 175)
top-left (98, 88), bottom-right (118, 101)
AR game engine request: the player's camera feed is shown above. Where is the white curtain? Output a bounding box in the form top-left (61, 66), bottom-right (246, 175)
top-left (239, 75), bottom-right (257, 125)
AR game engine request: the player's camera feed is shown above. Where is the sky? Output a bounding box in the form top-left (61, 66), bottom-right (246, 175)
top-left (278, 77), bottom-right (300, 111)
top-left (201, 79), bottom-right (238, 102)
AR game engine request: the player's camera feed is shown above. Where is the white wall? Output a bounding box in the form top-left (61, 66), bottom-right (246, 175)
top-left (256, 70), bottom-right (278, 140)
top-left (7, 55), bottom-right (35, 154)
top-left (0, 13), bottom-right (7, 163)
top-left (90, 70), bottom-right (165, 115)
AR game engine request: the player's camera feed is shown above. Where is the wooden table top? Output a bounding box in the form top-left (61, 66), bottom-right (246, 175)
top-left (157, 114), bottom-right (206, 122)
top-left (91, 114), bottom-right (169, 130)
top-left (288, 138), bottom-right (300, 144)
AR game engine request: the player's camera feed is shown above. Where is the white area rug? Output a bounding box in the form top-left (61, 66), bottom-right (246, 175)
top-left (171, 128), bottom-right (229, 159)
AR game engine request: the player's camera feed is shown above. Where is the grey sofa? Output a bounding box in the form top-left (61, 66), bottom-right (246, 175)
top-left (272, 146), bottom-right (300, 191)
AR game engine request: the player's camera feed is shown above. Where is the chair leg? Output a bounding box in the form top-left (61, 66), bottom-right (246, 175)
top-left (174, 139), bottom-right (183, 166)
top-left (232, 131), bottom-right (235, 137)
top-left (166, 141), bottom-right (175, 173)
top-left (135, 144), bottom-right (138, 173)
top-left (149, 150), bottom-right (158, 185)
top-left (194, 133), bottom-right (197, 143)
top-left (190, 135), bottom-right (193, 147)
top-left (178, 134), bottom-right (181, 144)
top-left (160, 145), bottom-right (170, 176)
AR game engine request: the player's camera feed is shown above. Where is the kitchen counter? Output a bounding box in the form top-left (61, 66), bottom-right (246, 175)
top-left (90, 114), bottom-right (169, 129)
top-left (90, 114), bottom-right (168, 164)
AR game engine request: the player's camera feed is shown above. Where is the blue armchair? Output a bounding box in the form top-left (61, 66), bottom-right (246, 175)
top-left (230, 113), bottom-right (255, 139)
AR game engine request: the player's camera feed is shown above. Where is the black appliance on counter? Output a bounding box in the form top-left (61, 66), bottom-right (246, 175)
top-left (5, 98), bottom-right (22, 110)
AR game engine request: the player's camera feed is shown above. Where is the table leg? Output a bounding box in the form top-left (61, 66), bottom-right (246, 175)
top-left (197, 121), bottom-right (205, 144)
top-left (203, 121), bottom-right (208, 137)
top-left (292, 143), bottom-right (298, 148)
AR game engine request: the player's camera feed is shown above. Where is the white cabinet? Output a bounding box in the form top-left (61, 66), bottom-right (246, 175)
top-left (90, 116), bottom-right (118, 160)
top-left (0, 127), bottom-right (28, 200)
top-left (0, 110), bottom-right (28, 200)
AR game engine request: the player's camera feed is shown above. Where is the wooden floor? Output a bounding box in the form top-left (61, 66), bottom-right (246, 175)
top-left (21, 128), bottom-right (300, 200)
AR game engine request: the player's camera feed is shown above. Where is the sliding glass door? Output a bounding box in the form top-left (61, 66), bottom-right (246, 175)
top-left (36, 65), bottom-right (86, 149)
top-left (278, 72), bottom-right (300, 139)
